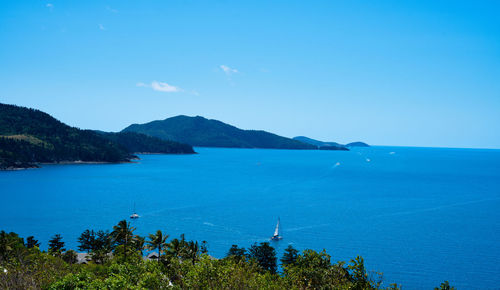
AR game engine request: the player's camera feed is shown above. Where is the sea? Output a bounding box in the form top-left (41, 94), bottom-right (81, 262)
top-left (1, 146), bottom-right (499, 289)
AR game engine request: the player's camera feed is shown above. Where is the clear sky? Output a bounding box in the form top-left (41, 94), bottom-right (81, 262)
top-left (1, 1), bottom-right (499, 148)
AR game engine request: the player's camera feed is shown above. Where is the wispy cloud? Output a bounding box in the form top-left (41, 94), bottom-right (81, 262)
top-left (137, 81), bottom-right (183, 93)
top-left (46, 3), bottom-right (54, 11)
top-left (220, 65), bottom-right (238, 76)
top-left (98, 24), bottom-right (106, 31)
top-left (106, 6), bottom-right (118, 13)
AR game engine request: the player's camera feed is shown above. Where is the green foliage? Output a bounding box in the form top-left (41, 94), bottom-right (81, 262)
top-left (62, 250), bottom-right (78, 264)
top-left (48, 234), bottom-right (65, 256)
top-left (347, 255), bottom-right (383, 289)
top-left (182, 254), bottom-right (284, 289)
top-left (281, 244), bottom-right (299, 267)
top-left (77, 229), bottom-right (114, 264)
top-left (123, 115), bottom-right (317, 149)
top-left (200, 240), bottom-right (208, 254)
top-left (77, 229), bottom-right (95, 253)
top-left (25, 236), bottom-right (40, 249)
top-left (48, 261), bottom-right (170, 289)
top-left (0, 103), bottom-right (133, 169)
top-left (0, 231), bottom-right (26, 263)
top-left (283, 249), bottom-right (351, 288)
top-left (434, 280), bottom-right (456, 290)
top-left (0, 224), bottom-right (418, 289)
top-left (226, 244), bottom-right (246, 262)
top-left (248, 242), bottom-right (278, 274)
top-left (0, 247), bottom-right (72, 289)
top-left (98, 131), bottom-right (195, 154)
top-left (110, 220), bottom-right (145, 263)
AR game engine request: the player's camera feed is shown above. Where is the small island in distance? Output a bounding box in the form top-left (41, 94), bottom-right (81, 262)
top-left (293, 136), bottom-right (370, 150)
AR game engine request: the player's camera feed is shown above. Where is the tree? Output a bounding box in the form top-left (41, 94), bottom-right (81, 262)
top-left (111, 220), bottom-right (136, 261)
top-left (0, 231), bottom-right (25, 262)
top-left (248, 242), bottom-right (277, 274)
top-left (76, 229), bottom-right (112, 264)
top-left (146, 230), bottom-right (169, 262)
top-left (185, 240), bottom-right (199, 265)
top-left (347, 255), bottom-right (382, 289)
top-left (200, 241), bottom-right (208, 254)
top-left (48, 234), bottom-right (65, 256)
top-left (77, 230), bottom-right (95, 253)
top-left (281, 245), bottom-right (298, 267)
top-left (434, 281), bottom-right (456, 290)
top-left (93, 230), bottom-right (113, 252)
top-left (25, 236), bottom-right (40, 249)
top-left (226, 244), bottom-right (246, 262)
top-left (111, 220), bottom-right (136, 246)
top-left (132, 235), bottom-right (145, 256)
top-left (62, 250), bottom-right (78, 264)
top-left (166, 238), bottom-right (182, 259)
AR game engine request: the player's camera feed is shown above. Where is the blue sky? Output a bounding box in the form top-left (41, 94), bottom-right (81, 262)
top-left (1, 1), bottom-right (499, 148)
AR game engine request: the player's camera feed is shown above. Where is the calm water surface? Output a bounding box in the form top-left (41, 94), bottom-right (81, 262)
top-left (1, 146), bottom-right (500, 289)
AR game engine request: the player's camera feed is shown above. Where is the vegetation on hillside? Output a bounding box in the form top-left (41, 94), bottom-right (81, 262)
top-left (0, 103), bottom-right (195, 169)
top-left (97, 131), bottom-right (195, 154)
top-left (346, 141), bottom-right (370, 147)
top-left (293, 136), bottom-right (369, 150)
top-left (0, 222), bottom-right (454, 289)
top-left (0, 103), bottom-right (133, 169)
top-left (123, 115), bottom-right (317, 149)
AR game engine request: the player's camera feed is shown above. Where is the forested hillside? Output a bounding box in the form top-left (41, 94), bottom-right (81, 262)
top-left (0, 103), bottom-right (133, 169)
top-left (97, 131), bottom-right (195, 154)
top-left (0, 103), bottom-right (194, 169)
top-left (123, 115), bottom-right (316, 149)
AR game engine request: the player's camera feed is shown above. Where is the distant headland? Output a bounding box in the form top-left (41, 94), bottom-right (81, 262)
top-left (0, 103), bottom-right (195, 170)
top-left (122, 115), bottom-right (316, 150)
top-left (0, 103), bottom-right (369, 170)
top-left (293, 136), bottom-right (370, 150)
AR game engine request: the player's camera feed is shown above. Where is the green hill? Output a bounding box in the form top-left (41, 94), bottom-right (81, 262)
top-left (97, 131), bottom-right (195, 154)
top-left (0, 103), bottom-right (194, 169)
top-left (0, 103), bottom-right (135, 169)
top-left (346, 141), bottom-right (370, 147)
top-left (293, 136), bottom-right (348, 150)
top-left (122, 115), bottom-right (316, 149)
top-left (294, 136), bottom-right (369, 150)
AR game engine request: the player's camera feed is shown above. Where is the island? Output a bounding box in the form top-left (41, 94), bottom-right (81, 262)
top-left (122, 115), bottom-right (316, 150)
top-left (0, 103), bottom-right (195, 170)
top-left (293, 136), bottom-right (369, 150)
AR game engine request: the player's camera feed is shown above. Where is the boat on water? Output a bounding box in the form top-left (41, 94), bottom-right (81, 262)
top-left (130, 203), bottom-right (140, 219)
top-left (271, 217), bottom-right (282, 241)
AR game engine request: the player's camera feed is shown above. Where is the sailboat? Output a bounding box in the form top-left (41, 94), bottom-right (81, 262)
top-left (130, 203), bottom-right (140, 219)
top-left (270, 217), bottom-right (282, 241)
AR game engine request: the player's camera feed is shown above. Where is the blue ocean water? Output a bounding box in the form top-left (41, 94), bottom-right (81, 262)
top-left (1, 146), bottom-right (500, 289)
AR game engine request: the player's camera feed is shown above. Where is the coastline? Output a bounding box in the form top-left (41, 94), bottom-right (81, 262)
top-left (0, 160), bottom-right (136, 171)
top-left (0, 152), bottom-right (196, 171)
top-left (134, 151), bottom-right (198, 155)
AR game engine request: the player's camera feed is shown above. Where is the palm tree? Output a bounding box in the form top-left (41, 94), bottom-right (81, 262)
top-left (146, 230), bottom-right (169, 262)
top-left (186, 240), bottom-right (199, 265)
top-left (166, 238), bottom-right (182, 259)
top-left (111, 220), bottom-right (136, 261)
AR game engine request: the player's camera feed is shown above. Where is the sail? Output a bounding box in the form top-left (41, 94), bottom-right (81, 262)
top-left (274, 218), bottom-right (280, 237)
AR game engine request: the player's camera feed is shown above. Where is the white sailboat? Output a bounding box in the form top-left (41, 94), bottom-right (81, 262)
top-left (130, 203), bottom-right (140, 219)
top-left (271, 217), bottom-right (282, 241)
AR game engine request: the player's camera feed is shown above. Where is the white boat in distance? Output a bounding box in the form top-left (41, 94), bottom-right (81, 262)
top-left (130, 203), bottom-right (140, 219)
top-left (271, 217), bottom-right (282, 241)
